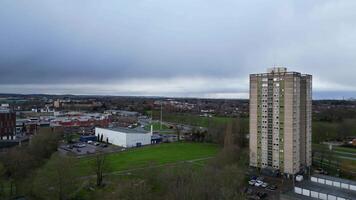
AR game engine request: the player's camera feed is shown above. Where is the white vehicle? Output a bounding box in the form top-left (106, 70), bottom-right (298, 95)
top-left (248, 180), bottom-right (256, 185)
top-left (261, 182), bottom-right (268, 188)
top-left (296, 175), bottom-right (303, 182)
top-left (87, 140), bottom-right (93, 144)
top-left (254, 180), bottom-right (263, 187)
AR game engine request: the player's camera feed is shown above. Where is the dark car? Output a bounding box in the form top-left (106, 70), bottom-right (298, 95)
top-left (244, 187), bottom-right (254, 195)
top-left (315, 168), bottom-right (328, 175)
top-left (257, 192), bottom-right (267, 199)
top-left (266, 185), bottom-right (277, 191)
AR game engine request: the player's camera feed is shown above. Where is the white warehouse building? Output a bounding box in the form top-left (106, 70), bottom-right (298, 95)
top-left (95, 127), bottom-right (152, 148)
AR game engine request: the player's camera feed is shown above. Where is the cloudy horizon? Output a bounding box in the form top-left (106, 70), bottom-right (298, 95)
top-left (1, 0), bottom-right (356, 99)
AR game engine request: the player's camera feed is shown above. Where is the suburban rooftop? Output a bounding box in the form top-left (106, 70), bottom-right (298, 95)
top-left (98, 127), bottom-right (150, 134)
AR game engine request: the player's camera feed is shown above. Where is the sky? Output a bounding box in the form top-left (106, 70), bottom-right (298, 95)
top-left (1, 0), bottom-right (356, 99)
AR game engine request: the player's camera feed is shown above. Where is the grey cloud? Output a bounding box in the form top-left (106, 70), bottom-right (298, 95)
top-left (0, 0), bottom-right (356, 98)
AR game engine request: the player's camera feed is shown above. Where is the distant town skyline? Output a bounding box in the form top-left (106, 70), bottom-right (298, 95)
top-left (1, 1), bottom-right (356, 99)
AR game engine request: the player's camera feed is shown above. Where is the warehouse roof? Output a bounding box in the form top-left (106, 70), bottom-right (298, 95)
top-left (99, 127), bottom-right (150, 134)
top-left (295, 181), bottom-right (356, 200)
top-left (312, 174), bottom-right (356, 186)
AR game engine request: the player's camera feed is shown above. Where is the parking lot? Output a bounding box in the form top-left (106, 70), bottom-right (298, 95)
top-left (59, 142), bottom-right (123, 157)
top-left (246, 176), bottom-right (294, 199)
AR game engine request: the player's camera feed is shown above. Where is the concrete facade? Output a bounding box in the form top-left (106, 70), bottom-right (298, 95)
top-left (95, 127), bottom-right (152, 148)
top-left (249, 67), bottom-right (312, 175)
top-left (0, 109), bottom-right (16, 140)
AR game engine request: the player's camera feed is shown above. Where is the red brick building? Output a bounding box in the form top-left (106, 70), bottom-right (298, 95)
top-left (0, 110), bottom-right (16, 140)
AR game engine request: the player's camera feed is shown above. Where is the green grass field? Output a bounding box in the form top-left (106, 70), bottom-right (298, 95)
top-left (332, 146), bottom-right (356, 154)
top-left (149, 111), bottom-right (240, 128)
top-left (313, 144), bottom-right (356, 154)
top-left (29, 142), bottom-right (219, 199)
top-left (76, 142), bottom-right (219, 176)
top-left (312, 143), bottom-right (356, 179)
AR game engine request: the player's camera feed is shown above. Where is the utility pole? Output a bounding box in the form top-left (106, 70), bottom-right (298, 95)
top-left (160, 101), bottom-right (163, 130)
top-left (150, 109), bottom-right (153, 122)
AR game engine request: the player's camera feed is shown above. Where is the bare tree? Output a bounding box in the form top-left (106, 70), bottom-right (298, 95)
top-left (31, 156), bottom-right (76, 200)
top-left (224, 122), bottom-right (234, 149)
top-left (175, 125), bottom-right (183, 142)
top-left (94, 151), bottom-right (106, 187)
top-left (0, 163), bottom-right (5, 198)
top-left (232, 117), bottom-right (247, 148)
top-left (55, 157), bottom-right (75, 200)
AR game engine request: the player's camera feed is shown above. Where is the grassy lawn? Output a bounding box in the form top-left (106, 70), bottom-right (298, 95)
top-left (312, 143), bottom-right (356, 178)
top-left (332, 146), bottom-right (356, 154)
top-left (313, 144), bottom-right (356, 154)
top-left (150, 111), bottom-right (239, 128)
top-left (71, 142), bottom-right (219, 177)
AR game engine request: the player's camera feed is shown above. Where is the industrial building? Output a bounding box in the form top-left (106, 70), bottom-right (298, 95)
top-left (95, 127), bottom-right (152, 148)
top-left (249, 67), bottom-right (312, 175)
top-left (50, 112), bottom-right (111, 127)
top-left (281, 175), bottom-right (356, 200)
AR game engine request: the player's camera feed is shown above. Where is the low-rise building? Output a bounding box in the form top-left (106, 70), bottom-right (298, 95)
top-left (95, 127), bottom-right (152, 148)
top-left (281, 174), bottom-right (356, 200)
top-left (0, 108), bottom-right (16, 140)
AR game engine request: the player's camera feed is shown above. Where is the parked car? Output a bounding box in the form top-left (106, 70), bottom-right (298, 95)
top-left (296, 175), bottom-right (303, 182)
top-left (74, 143), bottom-right (86, 148)
top-left (248, 195), bottom-right (261, 200)
top-left (266, 185), bottom-right (277, 191)
top-left (244, 187), bottom-right (254, 195)
top-left (256, 177), bottom-right (264, 181)
top-left (256, 192), bottom-right (267, 199)
top-left (254, 180), bottom-right (263, 187)
top-left (261, 182), bottom-right (268, 188)
top-left (250, 176), bottom-right (257, 180)
top-left (87, 140), bottom-right (93, 144)
top-left (315, 168), bottom-right (328, 175)
top-left (249, 180), bottom-right (256, 186)
top-left (94, 142), bottom-right (100, 146)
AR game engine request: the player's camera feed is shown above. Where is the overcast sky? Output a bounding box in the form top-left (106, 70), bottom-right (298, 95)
top-left (1, 0), bottom-right (356, 99)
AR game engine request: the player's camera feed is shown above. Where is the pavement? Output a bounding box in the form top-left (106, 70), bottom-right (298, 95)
top-left (247, 176), bottom-right (294, 200)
